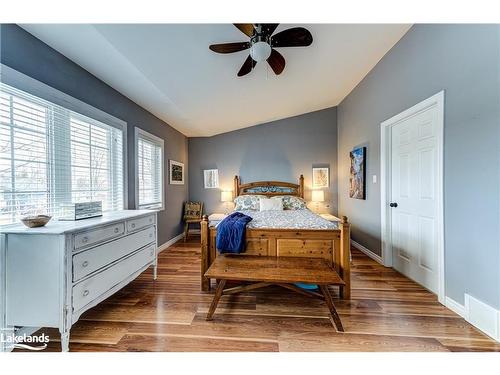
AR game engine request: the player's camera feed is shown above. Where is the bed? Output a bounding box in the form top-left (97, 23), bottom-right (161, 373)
top-left (200, 175), bottom-right (351, 299)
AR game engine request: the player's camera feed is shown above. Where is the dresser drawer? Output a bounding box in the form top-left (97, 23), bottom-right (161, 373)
top-left (72, 244), bottom-right (155, 312)
top-left (74, 222), bottom-right (125, 250)
top-left (72, 226), bottom-right (156, 282)
top-left (127, 214), bottom-right (155, 233)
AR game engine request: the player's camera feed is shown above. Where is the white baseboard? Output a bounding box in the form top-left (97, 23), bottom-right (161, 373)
top-left (465, 294), bottom-right (499, 342)
top-left (445, 296), bottom-right (468, 319)
top-left (157, 232), bottom-right (185, 253)
top-left (445, 294), bottom-right (500, 342)
top-left (351, 240), bottom-right (384, 265)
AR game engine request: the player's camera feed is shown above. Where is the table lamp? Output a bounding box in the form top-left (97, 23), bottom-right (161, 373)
top-left (220, 190), bottom-right (233, 214)
top-left (311, 190), bottom-right (324, 213)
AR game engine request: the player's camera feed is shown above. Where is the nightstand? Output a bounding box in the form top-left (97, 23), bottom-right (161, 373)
top-left (320, 213), bottom-right (341, 222)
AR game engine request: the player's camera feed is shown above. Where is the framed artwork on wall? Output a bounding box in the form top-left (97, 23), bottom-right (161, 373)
top-left (312, 167), bottom-right (329, 188)
top-left (349, 147), bottom-right (366, 199)
top-left (169, 160), bottom-right (184, 185)
top-left (204, 169), bottom-right (219, 188)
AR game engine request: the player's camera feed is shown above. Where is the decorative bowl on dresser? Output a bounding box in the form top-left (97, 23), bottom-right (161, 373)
top-left (20, 214), bottom-right (52, 228)
top-left (0, 210), bottom-right (158, 352)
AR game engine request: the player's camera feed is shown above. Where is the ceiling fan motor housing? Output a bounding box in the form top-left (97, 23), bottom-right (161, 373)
top-left (250, 34), bottom-right (271, 62)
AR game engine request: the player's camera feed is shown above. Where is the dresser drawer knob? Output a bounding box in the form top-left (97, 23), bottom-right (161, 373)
top-left (150, 250), bottom-right (155, 256)
top-left (83, 290), bottom-right (89, 297)
top-left (149, 233), bottom-right (153, 238)
top-left (131, 223), bottom-right (136, 228)
top-left (114, 227), bottom-right (120, 233)
top-left (82, 236), bottom-right (88, 244)
top-left (82, 261), bottom-right (89, 268)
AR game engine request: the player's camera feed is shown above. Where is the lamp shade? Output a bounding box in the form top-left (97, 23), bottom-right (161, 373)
top-left (311, 190), bottom-right (325, 202)
top-left (250, 41), bottom-right (272, 62)
top-left (220, 191), bottom-right (233, 202)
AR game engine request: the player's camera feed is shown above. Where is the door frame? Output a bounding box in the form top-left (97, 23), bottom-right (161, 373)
top-left (380, 90), bottom-right (445, 304)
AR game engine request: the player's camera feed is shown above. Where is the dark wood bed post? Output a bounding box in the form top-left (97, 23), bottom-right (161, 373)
top-left (339, 216), bottom-right (351, 299)
top-left (233, 175), bottom-right (240, 198)
top-left (201, 215), bottom-right (210, 291)
top-left (298, 174), bottom-right (304, 198)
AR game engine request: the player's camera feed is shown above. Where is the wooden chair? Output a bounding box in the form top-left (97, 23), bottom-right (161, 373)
top-left (183, 201), bottom-right (203, 242)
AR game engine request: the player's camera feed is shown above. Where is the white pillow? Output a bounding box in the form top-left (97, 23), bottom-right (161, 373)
top-left (259, 197), bottom-right (283, 211)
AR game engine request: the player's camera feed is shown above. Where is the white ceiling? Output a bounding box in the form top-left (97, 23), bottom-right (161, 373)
top-left (21, 24), bottom-right (411, 137)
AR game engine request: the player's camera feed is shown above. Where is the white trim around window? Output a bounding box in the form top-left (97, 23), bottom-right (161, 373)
top-left (134, 127), bottom-right (165, 210)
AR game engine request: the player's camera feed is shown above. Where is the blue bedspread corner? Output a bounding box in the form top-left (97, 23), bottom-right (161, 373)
top-left (215, 212), bottom-right (253, 254)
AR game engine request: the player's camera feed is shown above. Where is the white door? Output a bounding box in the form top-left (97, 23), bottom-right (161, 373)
top-left (390, 105), bottom-right (440, 293)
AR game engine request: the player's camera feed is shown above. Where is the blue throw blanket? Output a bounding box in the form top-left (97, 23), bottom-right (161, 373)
top-left (216, 212), bottom-right (253, 254)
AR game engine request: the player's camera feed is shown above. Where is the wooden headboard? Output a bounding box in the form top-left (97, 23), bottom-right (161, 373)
top-left (233, 175), bottom-right (304, 199)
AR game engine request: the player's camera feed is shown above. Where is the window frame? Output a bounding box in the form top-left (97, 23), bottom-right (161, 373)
top-left (0, 64), bottom-right (128, 224)
top-left (134, 127), bottom-right (165, 211)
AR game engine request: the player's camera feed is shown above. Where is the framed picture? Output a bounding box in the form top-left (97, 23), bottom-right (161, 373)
top-left (349, 147), bottom-right (366, 199)
top-left (169, 160), bottom-right (184, 185)
top-left (312, 167), bottom-right (329, 188)
top-left (203, 169), bottom-right (219, 189)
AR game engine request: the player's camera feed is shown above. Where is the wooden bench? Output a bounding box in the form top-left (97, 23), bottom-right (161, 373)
top-left (204, 255), bottom-right (345, 332)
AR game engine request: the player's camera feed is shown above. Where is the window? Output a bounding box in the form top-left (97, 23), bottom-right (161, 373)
top-left (135, 128), bottom-right (164, 210)
top-left (69, 115), bottom-right (123, 211)
top-left (0, 81), bottom-right (125, 225)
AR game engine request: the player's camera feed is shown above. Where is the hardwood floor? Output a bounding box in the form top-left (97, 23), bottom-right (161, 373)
top-left (26, 236), bottom-right (499, 352)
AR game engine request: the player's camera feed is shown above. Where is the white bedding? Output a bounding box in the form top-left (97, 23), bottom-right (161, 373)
top-left (228, 209), bottom-right (338, 230)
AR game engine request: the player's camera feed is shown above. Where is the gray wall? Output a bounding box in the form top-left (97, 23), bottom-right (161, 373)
top-left (0, 24), bottom-right (189, 245)
top-left (337, 24), bottom-right (500, 308)
top-left (189, 107), bottom-right (338, 214)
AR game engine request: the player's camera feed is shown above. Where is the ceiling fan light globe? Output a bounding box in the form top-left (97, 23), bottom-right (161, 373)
top-left (250, 41), bottom-right (271, 62)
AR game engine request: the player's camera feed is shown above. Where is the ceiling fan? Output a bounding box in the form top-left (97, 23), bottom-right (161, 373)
top-left (209, 24), bottom-right (313, 77)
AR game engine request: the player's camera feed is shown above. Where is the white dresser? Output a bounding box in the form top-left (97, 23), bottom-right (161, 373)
top-left (0, 210), bottom-right (158, 352)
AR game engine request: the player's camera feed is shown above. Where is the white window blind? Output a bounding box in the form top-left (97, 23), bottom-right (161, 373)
top-left (135, 128), bottom-right (164, 210)
top-left (0, 83), bottom-right (124, 225)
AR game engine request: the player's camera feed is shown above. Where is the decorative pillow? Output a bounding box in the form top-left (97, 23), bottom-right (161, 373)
top-left (276, 195), bottom-right (307, 210)
top-left (259, 196), bottom-right (284, 211)
top-left (234, 195), bottom-right (262, 211)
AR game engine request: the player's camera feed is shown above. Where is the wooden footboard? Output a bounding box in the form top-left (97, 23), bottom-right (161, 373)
top-left (201, 216), bottom-right (351, 299)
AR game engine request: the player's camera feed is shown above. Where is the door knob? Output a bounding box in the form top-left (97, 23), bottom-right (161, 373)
top-left (389, 202), bottom-right (398, 208)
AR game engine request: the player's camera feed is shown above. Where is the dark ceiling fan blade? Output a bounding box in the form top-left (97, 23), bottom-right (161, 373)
top-left (233, 24), bottom-right (255, 37)
top-left (209, 42), bottom-right (250, 54)
top-left (237, 55), bottom-right (257, 77)
top-left (267, 49), bottom-right (285, 75)
top-left (271, 27), bottom-right (313, 48)
top-left (260, 23), bottom-right (279, 37)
